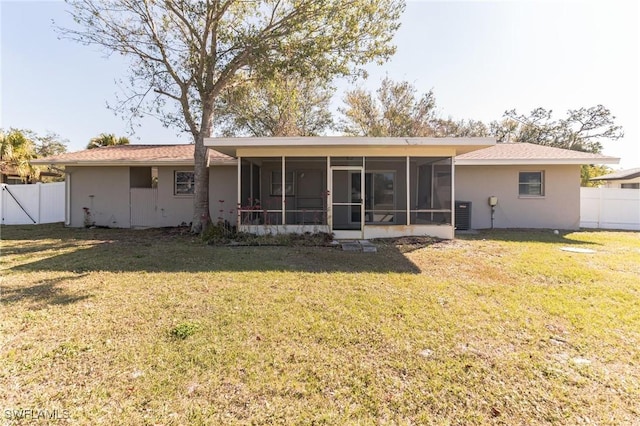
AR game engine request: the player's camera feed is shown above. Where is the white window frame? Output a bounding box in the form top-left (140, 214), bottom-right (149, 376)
top-left (518, 171), bottom-right (545, 197)
top-left (174, 170), bottom-right (195, 196)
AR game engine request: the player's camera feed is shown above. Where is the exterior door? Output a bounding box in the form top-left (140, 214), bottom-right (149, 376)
top-left (130, 187), bottom-right (158, 228)
top-left (330, 166), bottom-right (364, 239)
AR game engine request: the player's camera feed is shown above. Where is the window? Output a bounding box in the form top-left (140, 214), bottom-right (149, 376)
top-left (174, 171), bottom-right (195, 195)
top-left (621, 183), bottom-right (639, 189)
top-left (519, 171), bottom-right (544, 196)
top-left (271, 171), bottom-right (295, 196)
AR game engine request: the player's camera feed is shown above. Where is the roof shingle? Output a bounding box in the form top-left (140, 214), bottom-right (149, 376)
top-left (590, 167), bottom-right (640, 181)
top-left (31, 144), bottom-right (233, 165)
top-left (456, 143), bottom-right (619, 165)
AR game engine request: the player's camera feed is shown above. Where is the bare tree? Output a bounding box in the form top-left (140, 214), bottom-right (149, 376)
top-left (58, 0), bottom-right (404, 232)
top-left (216, 72), bottom-right (334, 137)
top-left (339, 78), bottom-right (438, 137)
top-left (492, 105), bottom-right (623, 153)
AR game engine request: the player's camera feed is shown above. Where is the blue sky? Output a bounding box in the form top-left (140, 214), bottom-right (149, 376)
top-left (1, 0), bottom-right (638, 167)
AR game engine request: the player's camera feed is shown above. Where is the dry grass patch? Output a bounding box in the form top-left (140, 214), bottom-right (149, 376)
top-left (1, 224), bottom-right (639, 424)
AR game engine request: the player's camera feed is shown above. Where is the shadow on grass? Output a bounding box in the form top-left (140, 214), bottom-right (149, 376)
top-left (5, 224), bottom-right (617, 274)
top-left (4, 224), bottom-right (421, 274)
top-left (1, 274), bottom-right (92, 308)
top-left (1, 241), bottom-right (89, 257)
top-left (456, 229), bottom-right (602, 246)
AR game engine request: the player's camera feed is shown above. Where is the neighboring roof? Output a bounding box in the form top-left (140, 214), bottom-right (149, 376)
top-left (1, 163), bottom-right (60, 180)
top-left (0, 163), bottom-right (19, 176)
top-left (456, 143), bottom-right (620, 165)
top-left (590, 167), bottom-right (640, 181)
top-left (205, 136), bottom-right (496, 157)
top-left (30, 144), bottom-right (235, 166)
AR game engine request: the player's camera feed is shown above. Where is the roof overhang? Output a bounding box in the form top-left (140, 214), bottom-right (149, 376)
top-left (30, 158), bottom-right (238, 167)
top-left (456, 158), bottom-right (621, 166)
top-left (205, 136), bottom-right (496, 157)
top-left (30, 159), bottom-right (192, 166)
top-left (590, 171), bottom-right (640, 181)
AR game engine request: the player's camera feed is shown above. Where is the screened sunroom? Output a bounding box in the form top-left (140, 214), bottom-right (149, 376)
top-left (205, 137), bottom-right (494, 239)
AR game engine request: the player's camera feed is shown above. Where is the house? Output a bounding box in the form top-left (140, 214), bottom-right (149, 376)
top-left (590, 168), bottom-right (640, 189)
top-left (0, 163), bottom-right (61, 184)
top-left (205, 137), bottom-right (497, 239)
top-left (455, 143), bottom-right (619, 230)
top-left (31, 138), bottom-right (618, 238)
top-left (31, 145), bottom-right (236, 229)
top-left (0, 164), bottom-right (25, 184)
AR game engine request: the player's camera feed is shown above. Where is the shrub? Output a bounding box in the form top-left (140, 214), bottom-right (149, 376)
top-left (201, 220), bottom-right (236, 244)
top-left (203, 229), bottom-right (333, 247)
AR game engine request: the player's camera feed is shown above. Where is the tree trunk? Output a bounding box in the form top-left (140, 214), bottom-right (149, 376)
top-left (191, 132), bottom-right (211, 234)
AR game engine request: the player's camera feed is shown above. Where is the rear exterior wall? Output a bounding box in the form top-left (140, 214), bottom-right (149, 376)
top-left (209, 165), bottom-right (238, 225)
top-left (151, 165), bottom-right (238, 227)
top-left (66, 165), bottom-right (238, 228)
top-left (66, 166), bottom-right (131, 228)
top-left (155, 166), bottom-right (194, 227)
top-left (455, 164), bottom-right (581, 230)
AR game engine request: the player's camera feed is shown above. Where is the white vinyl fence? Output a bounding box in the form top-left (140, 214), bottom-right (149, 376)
top-left (1, 182), bottom-right (65, 225)
top-left (580, 187), bottom-right (640, 231)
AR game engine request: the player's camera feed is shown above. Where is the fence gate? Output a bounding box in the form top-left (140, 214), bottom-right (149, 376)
top-left (130, 188), bottom-right (158, 228)
top-left (1, 182), bottom-right (65, 225)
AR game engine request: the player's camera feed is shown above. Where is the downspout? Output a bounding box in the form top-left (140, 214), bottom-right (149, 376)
top-left (46, 165), bottom-right (72, 226)
top-left (65, 170), bottom-right (71, 226)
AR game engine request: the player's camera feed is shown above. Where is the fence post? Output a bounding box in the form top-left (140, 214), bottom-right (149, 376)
top-left (1, 184), bottom-right (4, 224)
top-left (37, 182), bottom-right (42, 224)
top-left (597, 187), bottom-right (603, 228)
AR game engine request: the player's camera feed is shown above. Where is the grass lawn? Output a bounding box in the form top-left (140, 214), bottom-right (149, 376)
top-left (1, 224), bottom-right (639, 425)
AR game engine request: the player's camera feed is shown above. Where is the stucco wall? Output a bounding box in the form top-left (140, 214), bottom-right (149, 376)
top-left (604, 177), bottom-right (640, 189)
top-left (209, 165), bottom-right (238, 225)
top-left (67, 165), bottom-right (238, 228)
top-left (155, 167), bottom-right (194, 227)
top-left (67, 166), bottom-right (131, 228)
top-left (455, 164), bottom-right (581, 229)
top-left (155, 165), bottom-right (238, 227)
